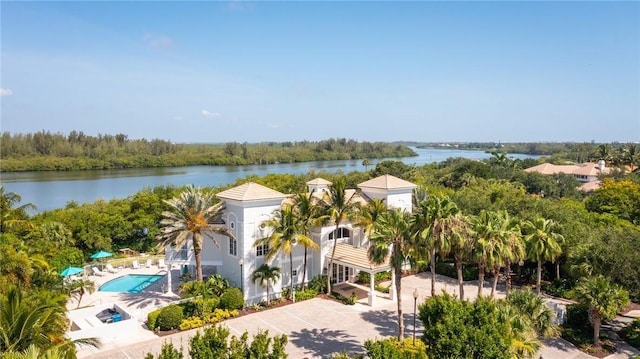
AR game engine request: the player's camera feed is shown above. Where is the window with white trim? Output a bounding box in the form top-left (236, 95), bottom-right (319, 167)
top-left (328, 227), bottom-right (350, 241)
top-left (229, 237), bottom-right (237, 256)
top-left (256, 244), bottom-right (269, 257)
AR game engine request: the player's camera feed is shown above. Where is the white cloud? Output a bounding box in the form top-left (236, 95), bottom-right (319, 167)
top-left (267, 122), bottom-right (284, 129)
top-left (143, 33), bottom-right (173, 50)
top-left (0, 88), bottom-right (13, 96)
top-left (201, 110), bottom-right (221, 118)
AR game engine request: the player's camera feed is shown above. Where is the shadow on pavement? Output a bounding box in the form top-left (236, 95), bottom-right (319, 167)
top-left (289, 328), bottom-right (362, 358)
top-left (360, 309), bottom-right (423, 339)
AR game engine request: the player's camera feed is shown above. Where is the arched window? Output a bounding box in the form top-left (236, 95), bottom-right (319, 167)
top-left (328, 227), bottom-right (351, 241)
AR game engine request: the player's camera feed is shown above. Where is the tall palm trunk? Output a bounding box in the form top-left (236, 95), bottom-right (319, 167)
top-left (327, 224), bottom-right (340, 294)
top-left (301, 247), bottom-right (308, 291)
top-left (536, 260), bottom-right (542, 295)
top-left (455, 256), bottom-right (465, 301)
top-left (592, 311), bottom-right (601, 347)
top-left (490, 266), bottom-right (499, 298)
top-left (195, 248), bottom-right (203, 282)
top-left (395, 265), bottom-right (404, 340)
top-left (477, 262), bottom-right (485, 297)
top-left (430, 248), bottom-right (436, 297)
top-left (556, 261), bottom-right (561, 280)
top-left (505, 259), bottom-right (512, 296)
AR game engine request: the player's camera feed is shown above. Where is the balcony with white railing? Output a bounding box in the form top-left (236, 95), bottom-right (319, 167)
top-left (165, 246), bottom-right (193, 266)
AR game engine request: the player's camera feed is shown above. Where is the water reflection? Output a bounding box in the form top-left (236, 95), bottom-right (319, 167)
top-left (0, 147), bottom-right (538, 213)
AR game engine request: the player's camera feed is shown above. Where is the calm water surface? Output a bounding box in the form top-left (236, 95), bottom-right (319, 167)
top-left (1, 147), bottom-right (537, 213)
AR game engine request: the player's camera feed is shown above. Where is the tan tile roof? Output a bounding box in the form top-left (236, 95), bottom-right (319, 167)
top-left (330, 243), bottom-right (390, 272)
top-left (524, 163), bottom-right (579, 175)
top-left (524, 163), bottom-right (611, 177)
top-left (216, 182), bottom-right (287, 202)
top-left (357, 174), bottom-right (417, 190)
top-left (306, 178), bottom-right (333, 186)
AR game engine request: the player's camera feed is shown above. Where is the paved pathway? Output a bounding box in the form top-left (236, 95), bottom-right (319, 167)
top-left (78, 273), bottom-right (639, 359)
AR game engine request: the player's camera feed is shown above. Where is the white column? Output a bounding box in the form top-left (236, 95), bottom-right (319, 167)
top-left (166, 264), bottom-right (173, 294)
top-left (368, 272), bottom-right (376, 306)
top-left (389, 270), bottom-right (397, 301)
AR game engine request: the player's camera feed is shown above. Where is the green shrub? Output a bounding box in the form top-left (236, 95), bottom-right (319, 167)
top-left (294, 288), bottom-right (318, 302)
top-left (219, 287), bottom-right (244, 310)
top-left (364, 337), bottom-right (427, 359)
top-left (145, 342), bottom-right (184, 359)
top-left (157, 304), bottom-right (184, 331)
top-left (435, 261), bottom-right (478, 281)
top-left (330, 292), bottom-right (356, 305)
top-left (356, 271), bottom-right (391, 284)
top-left (621, 317), bottom-right (640, 349)
top-left (565, 303), bottom-right (590, 329)
top-left (308, 275), bottom-right (328, 293)
top-left (204, 308), bottom-right (238, 324)
top-left (181, 296), bottom-right (219, 317)
top-left (375, 283), bottom-right (390, 293)
top-left (179, 316), bottom-right (205, 331)
top-left (147, 308), bottom-right (163, 331)
top-left (542, 278), bottom-right (575, 298)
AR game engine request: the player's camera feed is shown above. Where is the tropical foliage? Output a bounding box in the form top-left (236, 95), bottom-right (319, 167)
top-left (157, 185), bottom-right (234, 281)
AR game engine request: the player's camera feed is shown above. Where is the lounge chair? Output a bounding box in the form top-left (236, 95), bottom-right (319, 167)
top-left (92, 267), bottom-right (106, 277)
top-left (132, 261), bottom-right (141, 269)
top-left (158, 259), bottom-right (167, 269)
top-left (145, 259), bottom-right (153, 268)
top-left (105, 264), bottom-right (120, 273)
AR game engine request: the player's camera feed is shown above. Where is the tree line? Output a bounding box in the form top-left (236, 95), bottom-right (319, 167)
top-left (0, 131), bottom-right (416, 171)
top-left (1, 150), bottom-right (639, 357)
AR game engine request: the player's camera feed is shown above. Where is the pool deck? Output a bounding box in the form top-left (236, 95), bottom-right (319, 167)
top-left (69, 264), bottom-right (182, 356)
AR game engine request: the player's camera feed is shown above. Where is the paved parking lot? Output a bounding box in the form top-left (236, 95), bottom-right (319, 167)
top-left (81, 272), bottom-right (605, 359)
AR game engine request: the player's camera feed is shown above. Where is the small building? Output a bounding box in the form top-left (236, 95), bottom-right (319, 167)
top-left (164, 174), bottom-right (417, 307)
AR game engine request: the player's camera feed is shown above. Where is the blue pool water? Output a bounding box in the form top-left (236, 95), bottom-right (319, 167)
top-left (99, 274), bottom-right (164, 293)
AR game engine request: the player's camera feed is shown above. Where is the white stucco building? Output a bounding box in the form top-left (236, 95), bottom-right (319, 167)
top-left (164, 174), bottom-right (417, 306)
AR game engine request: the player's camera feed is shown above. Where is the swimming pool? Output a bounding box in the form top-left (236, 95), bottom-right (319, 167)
top-left (99, 274), bottom-right (164, 293)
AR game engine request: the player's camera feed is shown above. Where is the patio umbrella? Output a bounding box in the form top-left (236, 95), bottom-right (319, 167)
top-left (61, 266), bottom-right (84, 277)
top-left (90, 250), bottom-right (113, 259)
top-left (91, 250), bottom-right (113, 270)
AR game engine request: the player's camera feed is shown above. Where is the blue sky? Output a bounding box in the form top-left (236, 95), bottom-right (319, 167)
top-left (1, 1), bottom-right (639, 144)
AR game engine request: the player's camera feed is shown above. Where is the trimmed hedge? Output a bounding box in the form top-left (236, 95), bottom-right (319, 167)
top-left (156, 304), bottom-right (184, 331)
top-left (219, 287), bottom-right (244, 310)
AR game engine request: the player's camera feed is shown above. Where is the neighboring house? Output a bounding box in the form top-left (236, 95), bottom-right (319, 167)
top-left (524, 160), bottom-right (611, 191)
top-left (164, 174), bottom-right (417, 306)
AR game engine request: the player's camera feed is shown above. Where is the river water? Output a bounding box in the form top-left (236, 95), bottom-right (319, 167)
top-left (0, 147), bottom-right (537, 213)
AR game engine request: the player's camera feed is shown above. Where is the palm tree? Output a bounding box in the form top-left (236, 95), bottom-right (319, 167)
top-left (0, 187), bottom-right (36, 233)
top-left (354, 198), bottom-right (387, 240)
top-left (414, 195), bottom-right (460, 297)
top-left (252, 264), bottom-right (281, 305)
top-left (362, 159), bottom-right (371, 171)
top-left (321, 177), bottom-right (359, 294)
top-left (256, 204), bottom-right (310, 300)
top-left (524, 216), bottom-right (563, 295)
top-left (368, 208), bottom-right (414, 340)
top-left (495, 211), bottom-right (525, 297)
top-left (67, 279), bottom-right (96, 309)
top-left (157, 185), bottom-right (234, 282)
top-left (573, 275), bottom-right (630, 348)
top-left (0, 286), bottom-right (98, 354)
top-left (470, 210), bottom-right (498, 297)
top-left (499, 289), bottom-right (559, 359)
top-left (448, 212), bottom-right (471, 301)
top-left (290, 192), bottom-right (323, 291)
